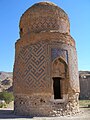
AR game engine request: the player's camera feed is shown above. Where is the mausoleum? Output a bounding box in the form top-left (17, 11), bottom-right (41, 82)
top-left (13, 2), bottom-right (80, 116)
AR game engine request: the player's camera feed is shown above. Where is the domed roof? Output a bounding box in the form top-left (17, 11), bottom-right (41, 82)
top-left (19, 2), bottom-right (70, 37)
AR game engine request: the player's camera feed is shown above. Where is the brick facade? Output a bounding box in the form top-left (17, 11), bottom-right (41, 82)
top-left (13, 2), bottom-right (80, 116)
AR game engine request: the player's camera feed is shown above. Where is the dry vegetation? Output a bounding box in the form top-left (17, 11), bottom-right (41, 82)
top-left (79, 100), bottom-right (90, 107)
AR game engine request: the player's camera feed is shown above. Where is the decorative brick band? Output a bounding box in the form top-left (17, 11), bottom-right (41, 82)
top-left (15, 32), bottom-right (75, 54)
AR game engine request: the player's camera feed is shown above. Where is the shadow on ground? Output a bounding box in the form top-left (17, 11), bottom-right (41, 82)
top-left (0, 110), bottom-right (33, 119)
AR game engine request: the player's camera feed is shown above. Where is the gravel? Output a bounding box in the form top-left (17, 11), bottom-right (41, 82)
top-left (0, 107), bottom-right (90, 120)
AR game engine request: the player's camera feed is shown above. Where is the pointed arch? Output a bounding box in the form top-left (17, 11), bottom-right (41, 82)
top-left (52, 57), bottom-right (68, 78)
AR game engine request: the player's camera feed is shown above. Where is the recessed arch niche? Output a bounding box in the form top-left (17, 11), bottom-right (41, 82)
top-left (52, 57), bottom-right (68, 100)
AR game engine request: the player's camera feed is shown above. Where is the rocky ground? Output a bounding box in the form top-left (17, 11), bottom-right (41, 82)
top-left (0, 102), bottom-right (90, 120)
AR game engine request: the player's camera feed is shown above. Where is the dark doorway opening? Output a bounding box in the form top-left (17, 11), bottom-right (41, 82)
top-left (53, 77), bottom-right (62, 99)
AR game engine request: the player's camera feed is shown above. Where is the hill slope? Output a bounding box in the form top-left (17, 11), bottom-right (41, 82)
top-left (0, 72), bottom-right (13, 92)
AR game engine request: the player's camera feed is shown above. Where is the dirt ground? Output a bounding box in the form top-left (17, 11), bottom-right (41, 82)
top-left (0, 102), bottom-right (90, 120)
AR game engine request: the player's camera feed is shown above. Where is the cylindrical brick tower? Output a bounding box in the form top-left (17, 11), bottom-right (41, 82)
top-left (13, 2), bottom-right (80, 116)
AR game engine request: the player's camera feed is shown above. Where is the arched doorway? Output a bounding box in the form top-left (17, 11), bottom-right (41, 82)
top-left (52, 57), bottom-right (67, 100)
top-left (53, 77), bottom-right (62, 99)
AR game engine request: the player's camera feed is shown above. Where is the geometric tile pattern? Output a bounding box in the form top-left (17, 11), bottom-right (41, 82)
top-left (30, 17), bottom-right (59, 33)
top-left (51, 48), bottom-right (68, 63)
top-left (14, 40), bottom-right (79, 93)
top-left (24, 42), bottom-right (46, 90)
top-left (14, 42), bottom-right (51, 92)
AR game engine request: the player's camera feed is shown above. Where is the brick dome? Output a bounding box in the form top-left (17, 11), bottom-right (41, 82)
top-left (19, 2), bottom-right (70, 37)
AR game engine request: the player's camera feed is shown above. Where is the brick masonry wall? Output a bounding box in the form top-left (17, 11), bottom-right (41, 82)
top-left (13, 34), bottom-right (80, 116)
top-left (79, 73), bottom-right (90, 100)
top-left (14, 93), bottom-right (79, 117)
top-left (14, 34), bottom-right (79, 94)
top-left (13, 2), bottom-right (80, 116)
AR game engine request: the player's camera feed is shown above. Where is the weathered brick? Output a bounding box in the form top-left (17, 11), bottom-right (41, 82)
top-left (13, 2), bottom-right (80, 117)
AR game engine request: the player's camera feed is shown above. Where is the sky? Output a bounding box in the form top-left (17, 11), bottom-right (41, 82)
top-left (0, 0), bottom-right (90, 72)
